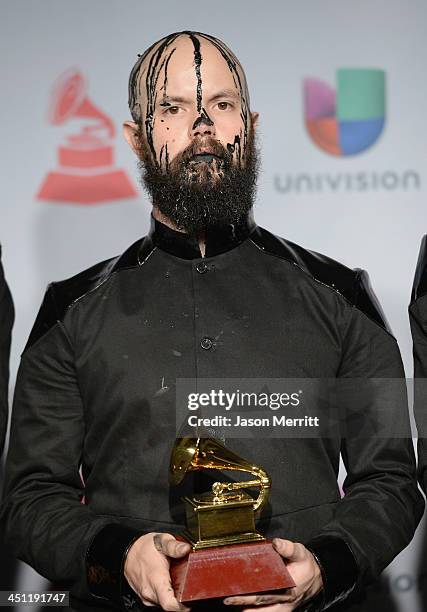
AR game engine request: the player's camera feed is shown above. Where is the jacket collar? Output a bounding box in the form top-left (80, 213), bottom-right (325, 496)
top-left (147, 211), bottom-right (257, 259)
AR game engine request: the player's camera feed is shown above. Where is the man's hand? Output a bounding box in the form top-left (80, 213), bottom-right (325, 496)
top-left (223, 538), bottom-right (323, 611)
top-left (124, 532), bottom-right (191, 611)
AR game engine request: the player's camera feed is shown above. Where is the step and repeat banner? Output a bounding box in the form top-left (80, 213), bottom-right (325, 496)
top-left (2, 1), bottom-right (426, 610)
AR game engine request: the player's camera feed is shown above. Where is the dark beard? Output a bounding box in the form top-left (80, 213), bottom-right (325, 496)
top-left (137, 131), bottom-right (259, 235)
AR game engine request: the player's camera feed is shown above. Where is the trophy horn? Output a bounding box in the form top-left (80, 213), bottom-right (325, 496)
top-left (169, 437), bottom-right (271, 512)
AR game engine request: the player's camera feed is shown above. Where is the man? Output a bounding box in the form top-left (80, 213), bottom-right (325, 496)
top-left (409, 236), bottom-right (427, 611)
top-left (0, 245), bottom-right (16, 612)
top-left (410, 235), bottom-right (427, 488)
top-left (0, 245), bottom-right (14, 457)
top-left (1, 31), bottom-right (423, 612)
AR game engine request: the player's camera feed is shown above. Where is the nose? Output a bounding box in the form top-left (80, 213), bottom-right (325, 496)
top-left (190, 109), bottom-right (215, 138)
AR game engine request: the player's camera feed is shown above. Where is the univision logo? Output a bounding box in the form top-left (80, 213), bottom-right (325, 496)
top-left (303, 69), bottom-right (385, 156)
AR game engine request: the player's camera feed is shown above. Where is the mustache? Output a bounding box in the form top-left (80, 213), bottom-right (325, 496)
top-left (177, 138), bottom-right (230, 165)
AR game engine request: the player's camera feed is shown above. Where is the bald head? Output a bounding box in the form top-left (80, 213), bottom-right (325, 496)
top-left (128, 31), bottom-right (250, 124)
top-left (124, 31), bottom-right (256, 171)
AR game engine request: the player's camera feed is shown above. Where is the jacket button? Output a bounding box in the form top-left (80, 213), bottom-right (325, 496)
top-left (196, 262), bottom-right (208, 274)
top-left (200, 337), bottom-right (213, 350)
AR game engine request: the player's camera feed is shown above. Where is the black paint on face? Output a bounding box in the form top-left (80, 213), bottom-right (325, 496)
top-left (128, 31), bottom-right (251, 169)
top-left (192, 110), bottom-right (214, 131)
top-left (144, 38), bottom-right (179, 167)
top-left (195, 32), bottom-right (249, 161)
top-left (188, 33), bottom-right (203, 114)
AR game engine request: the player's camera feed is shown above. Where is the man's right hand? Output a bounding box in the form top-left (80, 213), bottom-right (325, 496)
top-left (124, 532), bottom-right (191, 611)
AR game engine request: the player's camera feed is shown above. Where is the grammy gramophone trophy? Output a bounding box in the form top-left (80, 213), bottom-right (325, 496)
top-left (169, 437), bottom-right (295, 602)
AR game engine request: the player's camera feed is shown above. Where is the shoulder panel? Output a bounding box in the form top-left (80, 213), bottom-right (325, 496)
top-left (411, 235), bottom-right (427, 304)
top-left (250, 226), bottom-right (392, 334)
top-left (353, 268), bottom-right (392, 334)
top-left (24, 237), bottom-right (152, 353)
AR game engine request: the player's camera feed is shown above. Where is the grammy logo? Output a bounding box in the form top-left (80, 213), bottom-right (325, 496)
top-left (37, 68), bottom-right (137, 204)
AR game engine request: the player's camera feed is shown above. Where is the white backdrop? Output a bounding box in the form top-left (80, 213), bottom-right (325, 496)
top-left (2, 1), bottom-right (427, 610)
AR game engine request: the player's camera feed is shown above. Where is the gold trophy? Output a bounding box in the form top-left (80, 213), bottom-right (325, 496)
top-left (169, 437), bottom-right (295, 602)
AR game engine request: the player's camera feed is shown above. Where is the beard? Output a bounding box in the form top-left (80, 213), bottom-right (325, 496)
top-left (136, 129), bottom-right (259, 235)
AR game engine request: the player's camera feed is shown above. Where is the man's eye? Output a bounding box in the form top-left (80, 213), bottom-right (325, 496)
top-left (217, 102), bottom-right (231, 110)
top-left (167, 106), bottom-right (180, 115)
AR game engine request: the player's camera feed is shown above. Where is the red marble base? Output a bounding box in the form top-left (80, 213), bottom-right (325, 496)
top-left (170, 540), bottom-right (295, 603)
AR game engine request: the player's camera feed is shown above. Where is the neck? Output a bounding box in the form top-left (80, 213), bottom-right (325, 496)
top-left (152, 205), bottom-right (206, 257)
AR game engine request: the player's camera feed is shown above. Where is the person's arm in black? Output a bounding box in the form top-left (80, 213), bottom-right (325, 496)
top-left (306, 270), bottom-right (424, 609)
top-left (409, 234), bottom-right (427, 490)
top-left (0, 285), bottom-right (142, 608)
top-left (0, 245), bottom-right (14, 457)
top-left (0, 283), bottom-right (188, 611)
top-left (212, 270), bottom-right (424, 612)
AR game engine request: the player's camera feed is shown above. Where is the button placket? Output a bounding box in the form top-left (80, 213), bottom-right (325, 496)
top-left (194, 260), bottom-right (216, 357)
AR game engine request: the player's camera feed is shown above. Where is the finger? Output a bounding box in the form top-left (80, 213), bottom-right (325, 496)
top-left (224, 593), bottom-right (293, 606)
top-left (272, 539), bottom-right (303, 561)
top-left (242, 605), bottom-right (291, 612)
top-left (127, 579), bottom-right (156, 606)
top-left (157, 595), bottom-right (189, 611)
top-left (153, 533), bottom-right (191, 559)
top-left (153, 573), bottom-right (191, 611)
top-left (138, 584), bottom-right (159, 607)
top-left (156, 586), bottom-right (190, 612)
top-left (244, 595), bottom-right (291, 605)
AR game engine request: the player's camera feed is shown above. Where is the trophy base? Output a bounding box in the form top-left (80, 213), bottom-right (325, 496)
top-left (170, 540), bottom-right (295, 603)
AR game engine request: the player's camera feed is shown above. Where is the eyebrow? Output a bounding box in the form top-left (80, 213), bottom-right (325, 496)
top-left (158, 89), bottom-right (240, 107)
top-left (159, 96), bottom-right (190, 107)
top-left (209, 89), bottom-right (240, 102)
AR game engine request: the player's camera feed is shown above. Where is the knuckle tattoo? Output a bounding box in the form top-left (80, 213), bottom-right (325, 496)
top-left (153, 534), bottom-right (163, 552)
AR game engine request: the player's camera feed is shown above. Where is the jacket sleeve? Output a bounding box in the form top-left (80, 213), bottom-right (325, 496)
top-left (409, 234), bottom-right (427, 490)
top-left (306, 270), bottom-right (424, 610)
top-left (0, 286), bottom-right (143, 609)
top-left (0, 246), bottom-right (14, 457)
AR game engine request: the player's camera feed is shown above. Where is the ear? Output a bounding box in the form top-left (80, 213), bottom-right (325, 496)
top-left (123, 121), bottom-right (141, 156)
top-left (250, 111), bottom-right (259, 129)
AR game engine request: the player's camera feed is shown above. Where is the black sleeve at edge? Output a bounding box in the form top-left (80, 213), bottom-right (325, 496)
top-left (306, 535), bottom-right (358, 610)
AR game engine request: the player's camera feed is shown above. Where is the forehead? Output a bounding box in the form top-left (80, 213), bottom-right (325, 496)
top-left (154, 37), bottom-right (239, 100)
top-left (168, 37), bottom-right (238, 92)
top-left (129, 32), bottom-right (249, 121)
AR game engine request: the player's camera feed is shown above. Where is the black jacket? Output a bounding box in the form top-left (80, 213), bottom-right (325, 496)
top-left (1, 217), bottom-right (423, 611)
top-left (0, 245), bottom-right (14, 457)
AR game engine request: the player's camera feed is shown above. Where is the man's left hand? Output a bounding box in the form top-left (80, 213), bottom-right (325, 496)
top-left (223, 538), bottom-right (323, 611)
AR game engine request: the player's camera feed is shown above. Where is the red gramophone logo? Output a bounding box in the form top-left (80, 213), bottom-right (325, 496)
top-left (37, 68), bottom-right (137, 204)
